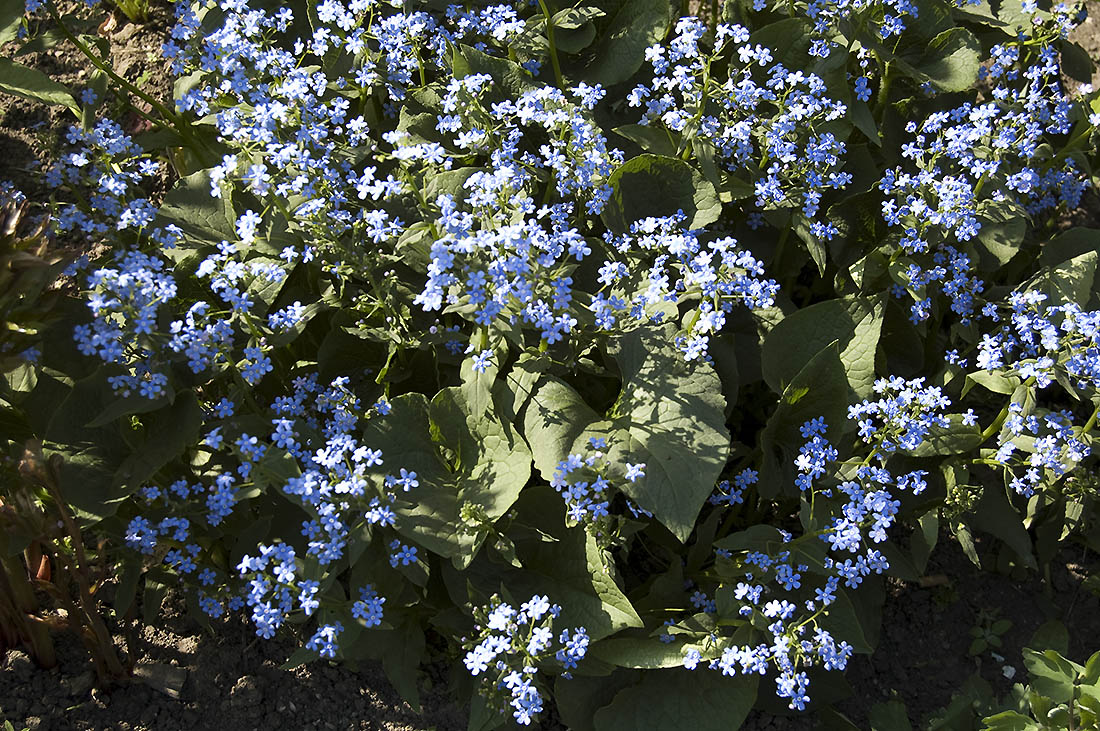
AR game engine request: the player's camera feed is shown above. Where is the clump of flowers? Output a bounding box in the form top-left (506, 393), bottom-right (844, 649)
top-left (464, 594), bottom-right (589, 726)
top-left (592, 213), bottom-right (779, 362)
top-left (628, 19), bottom-right (852, 241)
top-left (549, 435), bottom-right (652, 546)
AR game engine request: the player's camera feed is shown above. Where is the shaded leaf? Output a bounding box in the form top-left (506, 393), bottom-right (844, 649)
top-left (363, 387), bottom-right (531, 568)
top-left (758, 342), bottom-right (849, 499)
top-left (508, 488), bottom-right (643, 639)
top-left (1022, 648), bottom-right (1079, 704)
top-left (0, 57), bottom-right (79, 114)
top-left (601, 154), bottom-right (720, 235)
top-left (593, 669), bottom-right (757, 731)
top-left (761, 295), bottom-right (884, 399)
top-left (585, 0), bottom-right (669, 87)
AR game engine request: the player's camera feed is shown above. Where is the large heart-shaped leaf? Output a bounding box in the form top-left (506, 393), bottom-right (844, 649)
top-left (363, 386), bottom-right (531, 568)
top-left (523, 323), bottom-right (729, 541)
top-left (601, 155), bottom-right (721, 235)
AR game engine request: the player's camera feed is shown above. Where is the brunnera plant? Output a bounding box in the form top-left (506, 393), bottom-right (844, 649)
top-left (0, 0), bottom-right (1098, 725)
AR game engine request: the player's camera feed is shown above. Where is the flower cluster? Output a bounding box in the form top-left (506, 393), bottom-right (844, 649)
top-left (74, 249), bottom-right (176, 398)
top-left (878, 13), bottom-right (1090, 323)
top-left (549, 436), bottom-right (652, 545)
top-left (44, 119), bottom-right (168, 238)
top-left (677, 405), bottom-right (947, 709)
top-left (629, 19), bottom-right (852, 239)
top-left (848, 376), bottom-right (952, 457)
top-left (464, 594), bottom-right (589, 726)
top-left (120, 372), bottom-right (410, 647)
top-left (977, 291), bottom-right (1100, 394)
top-left (592, 213), bottom-right (779, 362)
top-left (16, 0), bottom-right (1100, 722)
top-left (993, 404), bottom-right (1091, 497)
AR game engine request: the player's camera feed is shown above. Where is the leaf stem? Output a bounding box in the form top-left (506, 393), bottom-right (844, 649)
top-left (538, 0), bottom-right (565, 91)
top-left (978, 376), bottom-right (1036, 443)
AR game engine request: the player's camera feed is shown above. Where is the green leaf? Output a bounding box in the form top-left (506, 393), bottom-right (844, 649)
top-left (113, 559), bottom-right (142, 615)
top-left (761, 295), bottom-right (884, 399)
top-left (975, 199), bottom-right (1027, 271)
top-left (980, 710), bottom-right (1040, 731)
top-left (0, 57), bottom-right (79, 114)
top-left (792, 213), bottom-right (829, 276)
top-left (850, 100), bottom-right (880, 145)
top-left (713, 524), bottom-right (785, 554)
top-left (592, 669), bottom-right (757, 731)
top-left (969, 485), bottom-right (1036, 570)
top-left (964, 371), bottom-right (1019, 397)
top-left (1026, 250), bottom-right (1097, 306)
top-left (467, 693), bottom-right (505, 731)
top-left (523, 375), bottom-right (605, 481)
top-left (553, 5), bottom-right (606, 28)
top-left (362, 386), bottom-right (531, 568)
top-left (501, 353), bottom-right (549, 421)
top-left (953, 521), bottom-right (981, 568)
top-left (156, 169), bottom-right (237, 245)
top-left (279, 647), bottom-right (318, 672)
top-left (3, 361), bottom-right (37, 394)
top-left (749, 18), bottom-right (812, 68)
top-left (911, 413), bottom-right (983, 457)
top-left (590, 638), bottom-right (694, 669)
top-left (229, 515), bottom-right (273, 569)
top-left (452, 44), bottom-right (540, 101)
top-left (380, 620), bottom-right (425, 710)
top-left (758, 341), bottom-right (849, 499)
top-left (424, 166), bottom-right (482, 204)
top-left (142, 578), bottom-right (169, 626)
top-left (38, 375), bottom-right (130, 522)
top-left (599, 324), bottom-right (730, 541)
top-left (114, 391), bottom-right (203, 490)
top-left (1059, 39), bottom-right (1095, 84)
top-left (870, 700), bottom-right (913, 731)
top-left (555, 23), bottom-right (598, 54)
top-left (601, 154), bottom-right (720, 236)
top-left (460, 337), bottom-right (506, 420)
top-left (85, 386), bottom-right (175, 428)
top-left (556, 671), bottom-right (641, 731)
top-left (0, 0), bottom-right (22, 45)
top-left (1022, 648), bottom-right (1079, 704)
top-left (508, 488), bottom-right (643, 639)
top-left (585, 0), bottom-right (670, 87)
top-left (898, 27), bottom-right (982, 92)
top-left (525, 324), bottom-right (729, 542)
top-left (252, 447), bottom-right (302, 494)
top-left (817, 587), bottom-right (874, 655)
top-left (1038, 227), bottom-right (1100, 268)
top-left (911, 509), bottom-right (939, 574)
top-left (613, 124), bottom-right (677, 156)
top-left (1028, 620), bottom-right (1069, 656)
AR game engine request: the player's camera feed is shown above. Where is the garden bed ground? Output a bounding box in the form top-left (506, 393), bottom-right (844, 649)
top-left (2, 2), bottom-right (1100, 729)
top-left (1, 532), bottom-right (1097, 730)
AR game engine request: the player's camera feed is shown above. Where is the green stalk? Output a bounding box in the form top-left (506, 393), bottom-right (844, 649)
top-left (978, 376), bottom-right (1037, 443)
top-left (874, 61), bottom-right (893, 124)
top-left (538, 0), bottom-right (565, 91)
top-left (1081, 400), bottom-right (1100, 435)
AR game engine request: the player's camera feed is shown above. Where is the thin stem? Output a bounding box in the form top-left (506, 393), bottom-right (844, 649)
top-left (1081, 399), bottom-right (1100, 435)
top-left (874, 61), bottom-right (893, 123)
top-left (538, 0), bottom-right (565, 91)
top-left (41, 463), bottom-right (125, 679)
top-left (978, 376), bottom-right (1037, 443)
